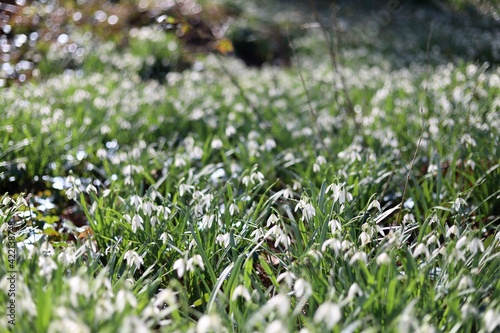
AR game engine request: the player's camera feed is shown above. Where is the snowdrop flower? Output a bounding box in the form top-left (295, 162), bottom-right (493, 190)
top-left (200, 214), bottom-right (215, 229)
top-left (359, 231), bottom-right (371, 246)
top-left (66, 186), bottom-right (79, 200)
top-left (85, 184), bottom-right (97, 194)
top-left (39, 256), bottom-right (57, 277)
top-left (295, 199), bottom-right (316, 222)
top-left (468, 238), bottom-right (484, 254)
top-left (376, 252), bottom-right (391, 265)
top-left (458, 275), bottom-right (473, 290)
top-left (115, 290), bottom-right (138, 313)
top-left (120, 315), bottom-right (149, 333)
top-left (455, 236), bottom-right (468, 250)
top-left (347, 282), bottom-right (363, 300)
top-left (349, 251), bottom-right (367, 265)
top-left (328, 219), bottom-right (342, 234)
top-left (277, 271), bottom-right (297, 289)
top-left (216, 233), bottom-right (231, 248)
top-left (265, 294), bottom-right (290, 317)
top-left (154, 288), bottom-right (177, 308)
top-left (294, 278), bottom-right (312, 298)
top-left (321, 238), bottom-right (341, 254)
top-left (265, 320), bottom-right (288, 333)
top-left (413, 243), bottom-right (430, 259)
top-left (187, 254), bottom-right (204, 273)
top-left (197, 314), bottom-right (222, 333)
top-left (484, 309), bottom-right (500, 333)
top-left (131, 214), bottom-right (144, 233)
top-left (461, 302), bottom-right (478, 319)
top-left (57, 245), bottom-right (77, 266)
top-left (124, 250), bottom-right (143, 269)
top-left (231, 285), bottom-right (252, 302)
top-left (367, 199), bottom-right (382, 212)
top-left (173, 258), bottom-right (186, 278)
top-left (446, 225), bottom-right (458, 237)
top-left (267, 213), bottom-right (279, 227)
top-left (211, 138), bottom-right (223, 149)
top-left (452, 197), bottom-right (466, 212)
top-left (314, 302), bottom-right (341, 329)
top-left (141, 201), bottom-right (154, 216)
top-left (228, 203), bottom-right (239, 216)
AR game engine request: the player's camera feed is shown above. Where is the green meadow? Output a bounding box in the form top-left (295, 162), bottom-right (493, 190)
top-left (1, 0), bottom-right (499, 332)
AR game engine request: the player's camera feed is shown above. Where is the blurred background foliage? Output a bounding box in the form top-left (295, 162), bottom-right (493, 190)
top-left (1, 0), bottom-right (499, 87)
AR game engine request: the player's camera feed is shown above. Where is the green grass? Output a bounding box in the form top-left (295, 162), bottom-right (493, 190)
top-left (1, 4), bottom-right (500, 333)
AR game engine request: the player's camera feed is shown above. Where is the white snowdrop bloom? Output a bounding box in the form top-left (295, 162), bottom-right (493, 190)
top-left (189, 146), bottom-right (203, 160)
top-left (211, 138), bottom-right (223, 149)
top-left (347, 282), bottom-right (363, 300)
top-left (468, 238), bottom-right (484, 254)
top-left (461, 302), bottom-right (478, 319)
top-left (452, 197), bottom-right (467, 212)
top-left (460, 133), bottom-right (477, 148)
top-left (174, 155), bottom-right (186, 168)
top-left (115, 290), bottom-right (138, 313)
top-left (131, 214), bottom-right (144, 233)
top-left (307, 249), bottom-right (323, 262)
top-left (313, 163), bottom-right (321, 173)
top-left (231, 285), bottom-right (252, 302)
top-left (48, 317), bottom-right (91, 333)
top-left (267, 213), bottom-right (279, 227)
top-left (57, 245), bottom-right (76, 266)
top-left (413, 243), bottom-right (430, 259)
top-left (251, 170), bottom-right (265, 184)
top-left (124, 250), bottom-right (143, 269)
top-left (216, 233), bottom-right (231, 248)
top-left (179, 183), bottom-right (194, 197)
top-left (201, 214), bottom-right (215, 229)
top-left (228, 203), bottom-right (239, 216)
top-left (122, 164), bottom-right (133, 176)
top-left (314, 302), bottom-right (341, 329)
top-left (85, 184), bottom-right (97, 194)
top-left (376, 252), bottom-right (391, 265)
top-left (277, 271), bottom-right (297, 288)
top-left (321, 238), bottom-right (341, 255)
top-left (173, 258), bottom-right (186, 278)
top-left (120, 315), bottom-right (150, 333)
top-left (294, 278), bottom-right (312, 298)
top-left (341, 240), bottom-right (353, 252)
top-left (66, 186), bottom-right (79, 200)
top-left (367, 200), bottom-right (382, 212)
top-left (328, 220), bottom-right (342, 234)
top-left (197, 314), bottom-right (222, 333)
top-left (262, 138), bottom-right (276, 151)
top-left (484, 309), bottom-right (500, 333)
top-left (41, 241), bottom-right (55, 256)
top-left (455, 236), bottom-right (468, 250)
top-left (141, 201), bottom-right (154, 216)
top-left (349, 251), bottom-right (367, 265)
top-left (39, 256), bottom-right (57, 277)
top-left (187, 254), bottom-right (204, 272)
top-left (446, 225), bottom-right (459, 237)
top-left (97, 148), bottom-right (107, 159)
top-left (265, 294), bottom-right (290, 317)
top-left (295, 199), bottom-right (316, 222)
top-left (154, 288), bottom-right (177, 307)
top-left (359, 232), bottom-right (371, 246)
top-left (225, 125), bottom-right (236, 137)
top-left (426, 234), bottom-right (438, 246)
top-left (68, 276), bottom-right (90, 307)
top-left (265, 320), bottom-right (288, 333)
top-left (458, 275), bottom-right (473, 290)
